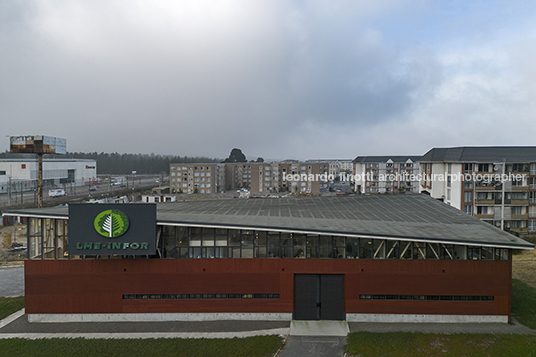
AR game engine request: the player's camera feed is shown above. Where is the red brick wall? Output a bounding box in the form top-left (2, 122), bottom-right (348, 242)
top-left (24, 258), bottom-right (511, 318)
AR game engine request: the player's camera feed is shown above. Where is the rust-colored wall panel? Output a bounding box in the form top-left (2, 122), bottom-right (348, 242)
top-left (24, 258), bottom-right (511, 317)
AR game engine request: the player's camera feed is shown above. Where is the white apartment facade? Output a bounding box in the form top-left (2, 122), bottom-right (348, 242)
top-left (353, 156), bottom-right (421, 194)
top-left (419, 146), bottom-right (536, 235)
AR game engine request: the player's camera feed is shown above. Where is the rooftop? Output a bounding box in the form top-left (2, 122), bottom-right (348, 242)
top-left (420, 146), bottom-right (536, 163)
top-left (353, 156), bottom-right (422, 163)
top-left (3, 195), bottom-right (533, 250)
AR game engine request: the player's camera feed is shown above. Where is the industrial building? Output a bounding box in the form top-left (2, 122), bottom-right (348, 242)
top-left (3, 194), bottom-right (532, 323)
top-left (0, 156), bottom-right (97, 194)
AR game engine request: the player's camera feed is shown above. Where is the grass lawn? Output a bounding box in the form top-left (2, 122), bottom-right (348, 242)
top-left (345, 278), bottom-right (536, 356)
top-left (0, 296), bottom-right (24, 320)
top-left (512, 278), bottom-right (536, 329)
top-left (0, 336), bottom-right (285, 357)
top-left (345, 332), bottom-right (536, 357)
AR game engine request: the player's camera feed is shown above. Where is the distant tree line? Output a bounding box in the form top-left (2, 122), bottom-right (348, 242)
top-left (62, 152), bottom-right (222, 174)
top-left (2, 148), bottom-right (265, 174)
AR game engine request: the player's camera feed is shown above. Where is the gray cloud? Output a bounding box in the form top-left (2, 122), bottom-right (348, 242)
top-left (1, 1), bottom-right (535, 160)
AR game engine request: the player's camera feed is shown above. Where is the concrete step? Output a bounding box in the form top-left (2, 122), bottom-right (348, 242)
top-left (290, 320), bottom-right (349, 336)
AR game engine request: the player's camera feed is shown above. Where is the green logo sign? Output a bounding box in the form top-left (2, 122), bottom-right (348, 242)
top-left (94, 209), bottom-right (130, 238)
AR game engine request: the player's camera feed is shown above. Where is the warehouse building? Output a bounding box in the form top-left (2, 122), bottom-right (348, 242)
top-left (3, 194), bottom-right (532, 323)
top-left (0, 156), bottom-right (97, 194)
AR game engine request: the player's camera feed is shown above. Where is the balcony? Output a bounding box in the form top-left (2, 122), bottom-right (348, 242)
top-left (475, 214), bottom-right (494, 220)
top-left (511, 185), bottom-right (529, 191)
top-left (511, 214), bottom-right (529, 220)
top-left (474, 199), bottom-right (494, 204)
top-left (475, 185), bottom-right (500, 191)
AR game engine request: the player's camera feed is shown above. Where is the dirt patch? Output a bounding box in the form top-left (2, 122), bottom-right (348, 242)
top-left (0, 224), bottom-right (27, 266)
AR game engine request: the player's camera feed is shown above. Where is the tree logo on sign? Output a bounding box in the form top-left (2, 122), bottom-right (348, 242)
top-left (94, 209), bottom-right (130, 238)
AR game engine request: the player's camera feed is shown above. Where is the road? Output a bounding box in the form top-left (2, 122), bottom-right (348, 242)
top-left (0, 266), bottom-right (24, 297)
top-left (0, 175), bottom-right (166, 207)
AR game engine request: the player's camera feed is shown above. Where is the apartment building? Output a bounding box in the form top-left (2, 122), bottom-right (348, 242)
top-left (280, 162), bottom-right (329, 194)
top-left (419, 146), bottom-right (536, 234)
top-left (224, 163), bottom-right (281, 193)
top-left (353, 156), bottom-right (421, 194)
top-left (169, 163), bottom-right (225, 194)
top-left (306, 159), bottom-right (354, 178)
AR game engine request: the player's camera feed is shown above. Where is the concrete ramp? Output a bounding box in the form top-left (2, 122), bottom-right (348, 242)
top-left (290, 320), bottom-right (349, 336)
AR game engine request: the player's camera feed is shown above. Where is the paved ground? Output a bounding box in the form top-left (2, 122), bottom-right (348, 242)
top-left (0, 266), bottom-right (24, 297)
top-left (0, 315), bottom-right (289, 334)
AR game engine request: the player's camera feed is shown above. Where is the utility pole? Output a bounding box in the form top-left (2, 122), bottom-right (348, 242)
top-left (9, 136), bottom-right (66, 209)
top-left (7, 176), bottom-right (11, 206)
top-left (38, 152), bottom-right (43, 208)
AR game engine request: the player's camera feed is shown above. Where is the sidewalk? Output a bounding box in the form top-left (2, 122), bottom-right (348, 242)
top-left (0, 310), bottom-right (290, 339)
top-left (1, 311), bottom-right (534, 341)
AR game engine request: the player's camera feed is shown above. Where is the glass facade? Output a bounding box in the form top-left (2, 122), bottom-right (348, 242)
top-left (27, 218), bottom-right (510, 261)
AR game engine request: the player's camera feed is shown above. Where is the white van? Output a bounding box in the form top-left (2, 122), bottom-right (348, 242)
top-left (49, 189), bottom-right (66, 198)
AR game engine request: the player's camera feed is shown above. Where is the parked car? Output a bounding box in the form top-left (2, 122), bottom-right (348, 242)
top-left (49, 189), bottom-right (66, 198)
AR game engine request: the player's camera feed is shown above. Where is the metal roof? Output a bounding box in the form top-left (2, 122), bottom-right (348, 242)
top-left (420, 146), bottom-right (536, 163)
top-left (3, 195), bottom-right (533, 250)
top-left (353, 156), bottom-right (422, 163)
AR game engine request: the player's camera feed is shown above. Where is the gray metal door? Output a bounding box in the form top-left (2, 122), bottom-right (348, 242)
top-left (320, 274), bottom-right (345, 320)
top-left (294, 274), bottom-right (344, 320)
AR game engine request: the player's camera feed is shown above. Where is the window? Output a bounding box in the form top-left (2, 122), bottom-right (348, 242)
top-left (399, 241), bottom-right (412, 259)
top-left (477, 192), bottom-right (494, 201)
top-left (529, 220), bottom-right (536, 232)
top-left (509, 192), bottom-right (528, 201)
top-left (359, 294), bottom-right (493, 302)
top-left (507, 220), bottom-right (527, 229)
top-left (511, 163), bottom-right (529, 173)
top-left (467, 247), bottom-right (481, 260)
top-left (464, 164), bottom-right (472, 174)
top-left (477, 163), bottom-right (491, 172)
top-left (440, 244), bottom-right (454, 260)
top-left (413, 242), bottom-right (426, 259)
top-left (426, 243), bottom-right (440, 259)
top-left (464, 179), bottom-right (473, 189)
top-left (511, 206), bottom-right (525, 215)
top-left (512, 177), bottom-right (526, 187)
top-left (476, 206), bottom-right (491, 215)
top-left (359, 238), bottom-right (373, 259)
top-left (27, 218), bottom-right (512, 263)
top-left (464, 205), bottom-right (472, 215)
top-left (464, 192), bottom-right (473, 203)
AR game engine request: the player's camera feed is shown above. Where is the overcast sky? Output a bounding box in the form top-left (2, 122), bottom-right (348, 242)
top-left (1, 0), bottom-right (535, 160)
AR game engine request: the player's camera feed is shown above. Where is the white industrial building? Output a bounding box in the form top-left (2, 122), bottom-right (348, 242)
top-left (0, 156), bottom-right (97, 193)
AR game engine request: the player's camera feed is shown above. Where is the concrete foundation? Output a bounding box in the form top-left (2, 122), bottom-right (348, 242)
top-left (27, 312), bottom-right (293, 323)
top-left (346, 313), bottom-right (509, 323)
